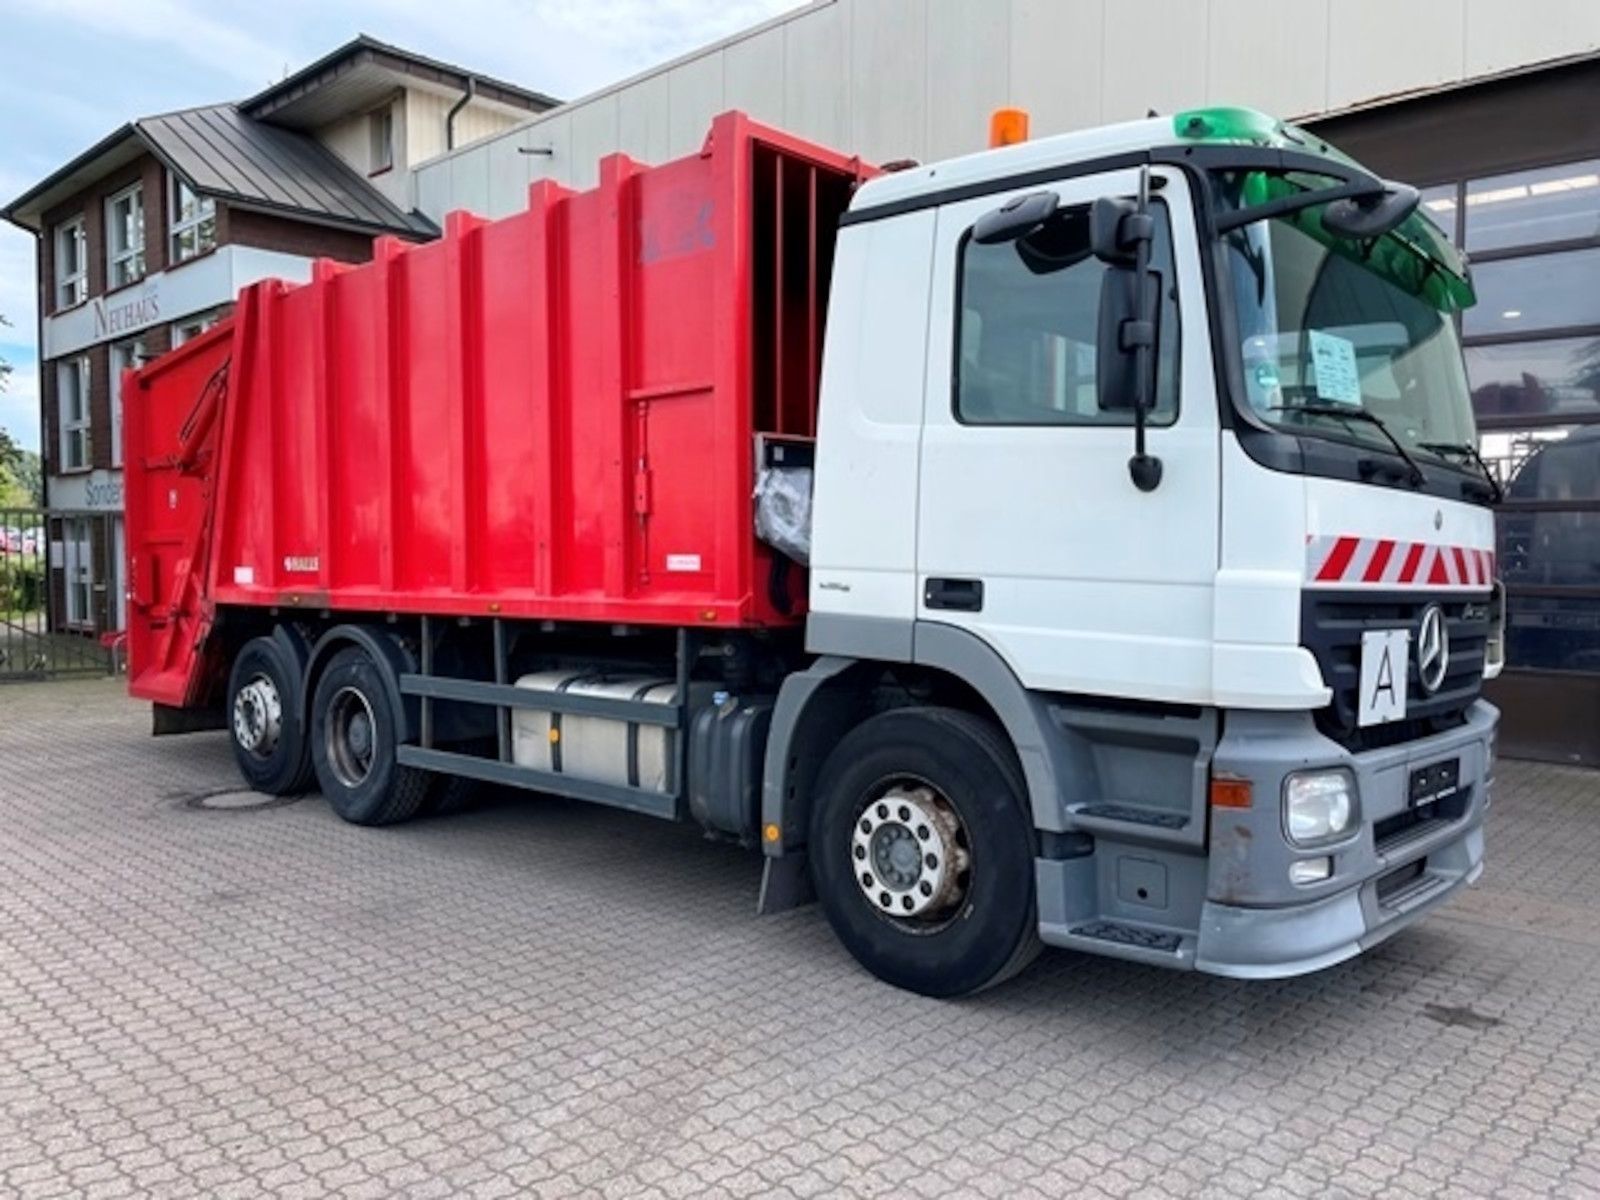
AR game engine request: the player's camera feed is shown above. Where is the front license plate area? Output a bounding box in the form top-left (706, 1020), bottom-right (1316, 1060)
top-left (1358, 628), bottom-right (1409, 727)
top-left (1409, 757), bottom-right (1461, 807)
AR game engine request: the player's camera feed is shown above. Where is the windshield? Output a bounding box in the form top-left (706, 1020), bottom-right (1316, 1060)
top-left (1220, 198), bottom-right (1478, 463)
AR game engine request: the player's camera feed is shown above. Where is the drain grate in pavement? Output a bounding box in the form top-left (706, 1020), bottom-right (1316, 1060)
top-left (183, 788), bottom-right (304, 813)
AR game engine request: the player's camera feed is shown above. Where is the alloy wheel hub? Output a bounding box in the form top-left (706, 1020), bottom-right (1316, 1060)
top-left (851, 784), bottom-right (969, 920)
top-left (232, 676), bottom-right (283, 758)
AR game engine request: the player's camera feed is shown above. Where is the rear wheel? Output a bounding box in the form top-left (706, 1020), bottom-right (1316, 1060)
top-left (420, 738), bottom-right (494, 817)
top-left (809, 707), bottom-right (1041, 998)
top-left (310, 647), bottom-right (429, 826)
top-left (227, 636), bottom-right (313, 795)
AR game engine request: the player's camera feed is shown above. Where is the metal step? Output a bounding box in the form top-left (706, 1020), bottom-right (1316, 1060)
top-left (1073, 803), bottom-right (1189, 831)
top-left (1039, 916), bottom-right (1196, 969)
top-left (1070, 921), bottom-right (1184, 952)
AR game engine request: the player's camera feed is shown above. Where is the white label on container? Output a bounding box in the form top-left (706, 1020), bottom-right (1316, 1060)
top-left (233, 566), bottom-right (255, 585)
top-left (666, 554), bottom-right (702, 573)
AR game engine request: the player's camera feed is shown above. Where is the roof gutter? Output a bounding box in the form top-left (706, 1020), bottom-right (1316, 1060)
top-left (446, 76), bottom-right (476, 151)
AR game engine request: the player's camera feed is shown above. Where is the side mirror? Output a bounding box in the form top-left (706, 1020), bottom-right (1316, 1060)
top-left (1091, 196), bottom-right (1154, 265)
top-left (973, 190), bottom-right (1059, 245)
top-left (1096, 266), bottom-right (1160, 413)
top-left (1322, 182), bottom-right (1420, 239)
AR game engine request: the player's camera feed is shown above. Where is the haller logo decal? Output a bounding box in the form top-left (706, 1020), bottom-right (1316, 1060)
top-left (1416, 604), bottom-right (1450, 695)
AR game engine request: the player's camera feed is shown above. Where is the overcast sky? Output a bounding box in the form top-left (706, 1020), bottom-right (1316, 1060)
top-left (0, 0), bottom-right (806, 452)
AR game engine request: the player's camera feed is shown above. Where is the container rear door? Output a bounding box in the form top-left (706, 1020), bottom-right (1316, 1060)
top-left (125, 328), bottom-right (233, 706)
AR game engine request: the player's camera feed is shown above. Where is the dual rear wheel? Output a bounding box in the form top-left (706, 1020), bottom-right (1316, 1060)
top-left (226, 636), bottom-right (447, 826)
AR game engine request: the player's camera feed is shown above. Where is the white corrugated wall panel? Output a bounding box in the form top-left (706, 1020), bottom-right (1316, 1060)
top-left (848, 0), bottom-right (928, 164)
top-left (617, 71), bottom-right (673, 165)
top-left (1101, 0), bottom-right (1211, 123)
top-left (412, 0), bottom-right (1600, 227)
top-left (522, 110), bottom-right (572, 196)
top-left (568, 93), bottom-right (621, 188)
top-left (1206, 0), bottom-right (1331, 121)
top-left (414, 158), bottom-right (451, 220)
top-left (925, 0), bottom-right (1013, 164)
top-left (667, 50), bottom-right (726, 157)
top-left (477, 131), bottom-right (528, 217)
top-left (446, 141), bottom-right (492, 218)
top-left (782, 0), bottom-right (851, 149)
top-left (1464, 0), bottom-right (1600, 77)
top-left (724, 29), bottom-right (787, 127)
top-left (1326, 0), bottom-right (1466, 112)
top-left (1011, 0), bottom-right (1105, 135)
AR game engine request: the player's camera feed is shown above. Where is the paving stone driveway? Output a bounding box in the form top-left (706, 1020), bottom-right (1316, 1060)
top-left (4, 678), bottom-right (1600, 1198)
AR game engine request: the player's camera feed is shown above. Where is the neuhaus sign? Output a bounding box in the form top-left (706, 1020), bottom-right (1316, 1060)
top-left (39, 247), bottom-right (316, 359)
top-left (93, 283), bottom-right (160, 338)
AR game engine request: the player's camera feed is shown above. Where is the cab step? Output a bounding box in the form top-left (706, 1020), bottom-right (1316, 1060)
top-left (1039, 917), bottom-right (1197, 969)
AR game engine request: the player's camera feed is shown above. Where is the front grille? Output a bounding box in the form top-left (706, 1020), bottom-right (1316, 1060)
top-left (1302, 591), bottom-right (1488, 753)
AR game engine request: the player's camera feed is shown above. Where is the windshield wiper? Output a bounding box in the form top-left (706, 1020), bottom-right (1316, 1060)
top-left (1417, 441), bottom-right (1503, 504)
top-left (1269, 402), bottom-right (1426, 486)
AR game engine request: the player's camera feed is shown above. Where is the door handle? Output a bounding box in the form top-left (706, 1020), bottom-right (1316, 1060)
top-left (924, 578), bottom-right (984, 612)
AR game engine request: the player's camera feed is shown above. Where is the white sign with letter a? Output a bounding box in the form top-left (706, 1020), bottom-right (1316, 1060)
top-left (1358, 629), bottom-right (1409, 727)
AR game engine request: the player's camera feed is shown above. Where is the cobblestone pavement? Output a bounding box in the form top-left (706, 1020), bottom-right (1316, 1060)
top-left (4, 678), bottom-right (1600, 1198)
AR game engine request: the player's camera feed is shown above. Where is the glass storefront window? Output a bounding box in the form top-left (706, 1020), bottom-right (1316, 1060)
top-left (1465, 160), bottom-right (1600, 253)
top-left (1506, 592), bottom-right (1600, 672)
top-left (1468, 338), bottom-right (1600, 423)
top-left (1420, 184), bottom-right (1460, 246)
top-left (1463, 248), bottom-right (1600, 338)
top-left (1482, 424), bottom-right (1599, 503)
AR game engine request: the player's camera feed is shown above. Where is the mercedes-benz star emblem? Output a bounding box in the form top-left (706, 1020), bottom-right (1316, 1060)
top-left (1416, 604), bottom-right (1450, 695)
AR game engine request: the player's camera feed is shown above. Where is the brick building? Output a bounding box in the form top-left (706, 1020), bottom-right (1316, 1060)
top-left (2, 36), bottom-right (558, 635)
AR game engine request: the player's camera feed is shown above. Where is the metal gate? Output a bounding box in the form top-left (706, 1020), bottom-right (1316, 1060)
top-left (0, 507), bottom-right (118, 680)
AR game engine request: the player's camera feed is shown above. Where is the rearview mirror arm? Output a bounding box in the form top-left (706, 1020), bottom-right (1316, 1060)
top-left (1128, 166), bottom-right (1162, 494)
top-left (1212, 176), bottom-right (1383, 233)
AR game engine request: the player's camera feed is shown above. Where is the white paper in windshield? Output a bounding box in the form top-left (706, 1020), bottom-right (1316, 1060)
top-left (1308, 330), bottom-right (1361, 405)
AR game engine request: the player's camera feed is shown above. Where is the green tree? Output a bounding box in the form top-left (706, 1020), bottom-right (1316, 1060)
top-left (0, 314), bottom-right (40, 508)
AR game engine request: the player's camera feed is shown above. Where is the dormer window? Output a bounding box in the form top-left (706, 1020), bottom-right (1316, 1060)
top-left (170, 175), bottom-right (217, 262)
top-left (370, 105), bottom-right (395, 174)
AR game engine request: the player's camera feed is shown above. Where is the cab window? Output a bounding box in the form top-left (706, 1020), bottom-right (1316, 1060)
top-left (955, 199), bottom-right (1179, 425)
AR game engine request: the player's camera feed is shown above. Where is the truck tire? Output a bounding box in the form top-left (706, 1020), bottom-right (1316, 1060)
top-left (310, 647), bottom-right (430, 826)
top-left (421, 773), bottom-right (479, 817)
top-left (420, 739), bottom-right (493, 817)
top-left (809, 707), bottom-right (1042, 998)
top-left (227, 636), bottom-right (314, 796)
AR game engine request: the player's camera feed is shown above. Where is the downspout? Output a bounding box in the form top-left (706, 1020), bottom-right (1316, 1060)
top-left (446, 76), bottom-right (477, 151)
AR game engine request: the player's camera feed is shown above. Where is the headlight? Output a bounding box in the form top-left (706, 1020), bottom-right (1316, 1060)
top-left (1283, 769), bottom-right (1358, 845)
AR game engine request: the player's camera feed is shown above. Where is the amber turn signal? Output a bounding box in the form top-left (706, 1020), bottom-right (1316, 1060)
top-left (1210, 778), bottom-right (1253, 809)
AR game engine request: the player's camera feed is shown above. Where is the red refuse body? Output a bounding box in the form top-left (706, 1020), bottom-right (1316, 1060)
top-left (125, 113), bottom-right (873, 707)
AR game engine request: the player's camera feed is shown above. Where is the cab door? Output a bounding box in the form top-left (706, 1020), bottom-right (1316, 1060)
top-left (915, 167), bottom-right (1221, 704)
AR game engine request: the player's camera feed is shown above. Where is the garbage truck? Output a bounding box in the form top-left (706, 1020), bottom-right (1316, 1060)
top-left (125, 107), bottom-right (1503, 997)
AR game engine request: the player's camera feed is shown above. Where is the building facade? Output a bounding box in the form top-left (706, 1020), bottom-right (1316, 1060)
top-left (3, 36), bottom-right (557, 638)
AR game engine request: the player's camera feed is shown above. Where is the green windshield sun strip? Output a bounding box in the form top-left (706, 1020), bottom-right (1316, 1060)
top-left (1246, 173), bottom-right (1475, 313)
top-left (1174, 107), bottom-right (1476, 313)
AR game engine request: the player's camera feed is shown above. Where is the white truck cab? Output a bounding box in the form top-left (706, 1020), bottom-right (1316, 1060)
top-left (766, 107), bottom-right (1500, 993)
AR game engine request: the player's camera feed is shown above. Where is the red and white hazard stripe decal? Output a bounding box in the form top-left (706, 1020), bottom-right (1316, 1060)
top-left (1305, 536), bottom-right (1496, 589)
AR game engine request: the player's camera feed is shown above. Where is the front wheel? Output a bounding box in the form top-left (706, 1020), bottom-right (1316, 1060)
top-left (310, 647), bottom-right (430, 826)
top-left (808, 708), bottom-right (1041, 998)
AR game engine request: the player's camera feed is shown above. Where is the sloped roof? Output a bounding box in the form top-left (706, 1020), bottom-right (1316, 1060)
top-left (138, 105), bottom-right (435, 237)
top-left (241, 34), bottom-right (559, 129)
